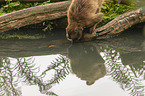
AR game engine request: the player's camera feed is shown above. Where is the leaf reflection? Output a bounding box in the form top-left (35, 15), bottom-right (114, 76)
top-left (41, 55), bottom-right (71, 85)
top-left (0, 56), bottom-right (71, 96)
top-left (0, 58), bottom-right (21, 96)
top-left (101, 46), bottom-right (145, 96)
top-left (14, 57), bottom-right (54, 95)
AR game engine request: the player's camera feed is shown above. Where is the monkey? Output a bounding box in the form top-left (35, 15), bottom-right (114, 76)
top-left (66, 0), bottom-right (104, 42)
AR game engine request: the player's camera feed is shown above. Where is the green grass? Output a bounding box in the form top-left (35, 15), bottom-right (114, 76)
top-left (0, 1), bottom-right (50, 16)
top-left (99, 1), bottom-right (136, 27)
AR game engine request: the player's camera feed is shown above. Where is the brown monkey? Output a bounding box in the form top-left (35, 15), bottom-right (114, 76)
top-left (66, 0), bottom-right (104, 41)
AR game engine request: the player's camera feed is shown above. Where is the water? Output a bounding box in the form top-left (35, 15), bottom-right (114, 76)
top-left (0, 24), bottom-right (145, 96)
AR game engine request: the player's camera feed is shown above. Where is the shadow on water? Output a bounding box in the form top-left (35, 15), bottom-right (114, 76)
top-left (0, 24), bottom-right (145, 96)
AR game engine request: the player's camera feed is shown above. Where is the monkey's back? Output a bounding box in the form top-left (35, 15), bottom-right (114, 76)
top-left (67, 0), bottom-right (100, 22)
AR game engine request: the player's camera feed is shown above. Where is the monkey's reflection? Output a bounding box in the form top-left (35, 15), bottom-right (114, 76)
top-left (68, 43), bottom-right (106, 85)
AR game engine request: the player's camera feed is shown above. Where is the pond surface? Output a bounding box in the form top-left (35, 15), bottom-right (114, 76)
top-left (0, 24), bottom-right (145, 96)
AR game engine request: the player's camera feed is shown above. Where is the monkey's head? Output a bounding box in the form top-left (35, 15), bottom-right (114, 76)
top-left (66, 24), bottom-right (84, 42)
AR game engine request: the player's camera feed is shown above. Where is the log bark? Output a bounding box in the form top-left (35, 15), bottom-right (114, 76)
top-left (93, 7), bottom-right (145, 39)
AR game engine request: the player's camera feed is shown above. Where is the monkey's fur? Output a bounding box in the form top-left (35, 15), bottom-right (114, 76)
top-left (66, 0), bottom-right (104, 41)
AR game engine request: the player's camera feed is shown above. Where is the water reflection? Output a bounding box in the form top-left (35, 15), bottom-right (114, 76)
top-left (68, 43), bottom-right (106, 85)
top-left (0, 58), bottom-right (21, 96)
top-left (101, 47), bottom-right (145, 96)
top-left (0, 56), bottom-right (71, 96)
top-left (0, 25), bottom-right (145, 96)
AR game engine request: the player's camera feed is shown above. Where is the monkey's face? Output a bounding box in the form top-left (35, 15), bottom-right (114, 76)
top-left (66, 25), bottom-right (83, 42)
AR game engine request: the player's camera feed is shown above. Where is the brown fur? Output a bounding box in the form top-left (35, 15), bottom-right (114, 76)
top-left (66, 0), bottom-right (104, 41)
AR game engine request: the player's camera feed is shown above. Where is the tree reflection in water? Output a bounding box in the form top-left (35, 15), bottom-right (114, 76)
top-left (15, 57), bottom-right (53, 95)
top-left (40, 55), bottom-right (71, 86)
top-left (0, 56), bottom-right (71, 96)
top-left (0, 58), bottom-right (21, 96)
top-left (0, 42), bottom-right (145, 96)
top-left (100, 46), bottom-right (145, 96)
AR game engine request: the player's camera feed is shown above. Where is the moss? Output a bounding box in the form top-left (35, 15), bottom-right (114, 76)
top-left (0, 29), bottom-right (46, 39)
top-left (0, 34), bottom-right (45, 39)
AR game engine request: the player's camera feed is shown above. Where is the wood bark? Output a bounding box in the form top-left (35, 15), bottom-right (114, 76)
top-left (0, 1), bottom-right (145, 40)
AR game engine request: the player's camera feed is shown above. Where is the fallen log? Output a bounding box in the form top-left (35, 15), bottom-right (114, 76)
top-left (0, 1), bottom-right (71, 33)
top-left (93, 7), bottom-right (145, 39)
